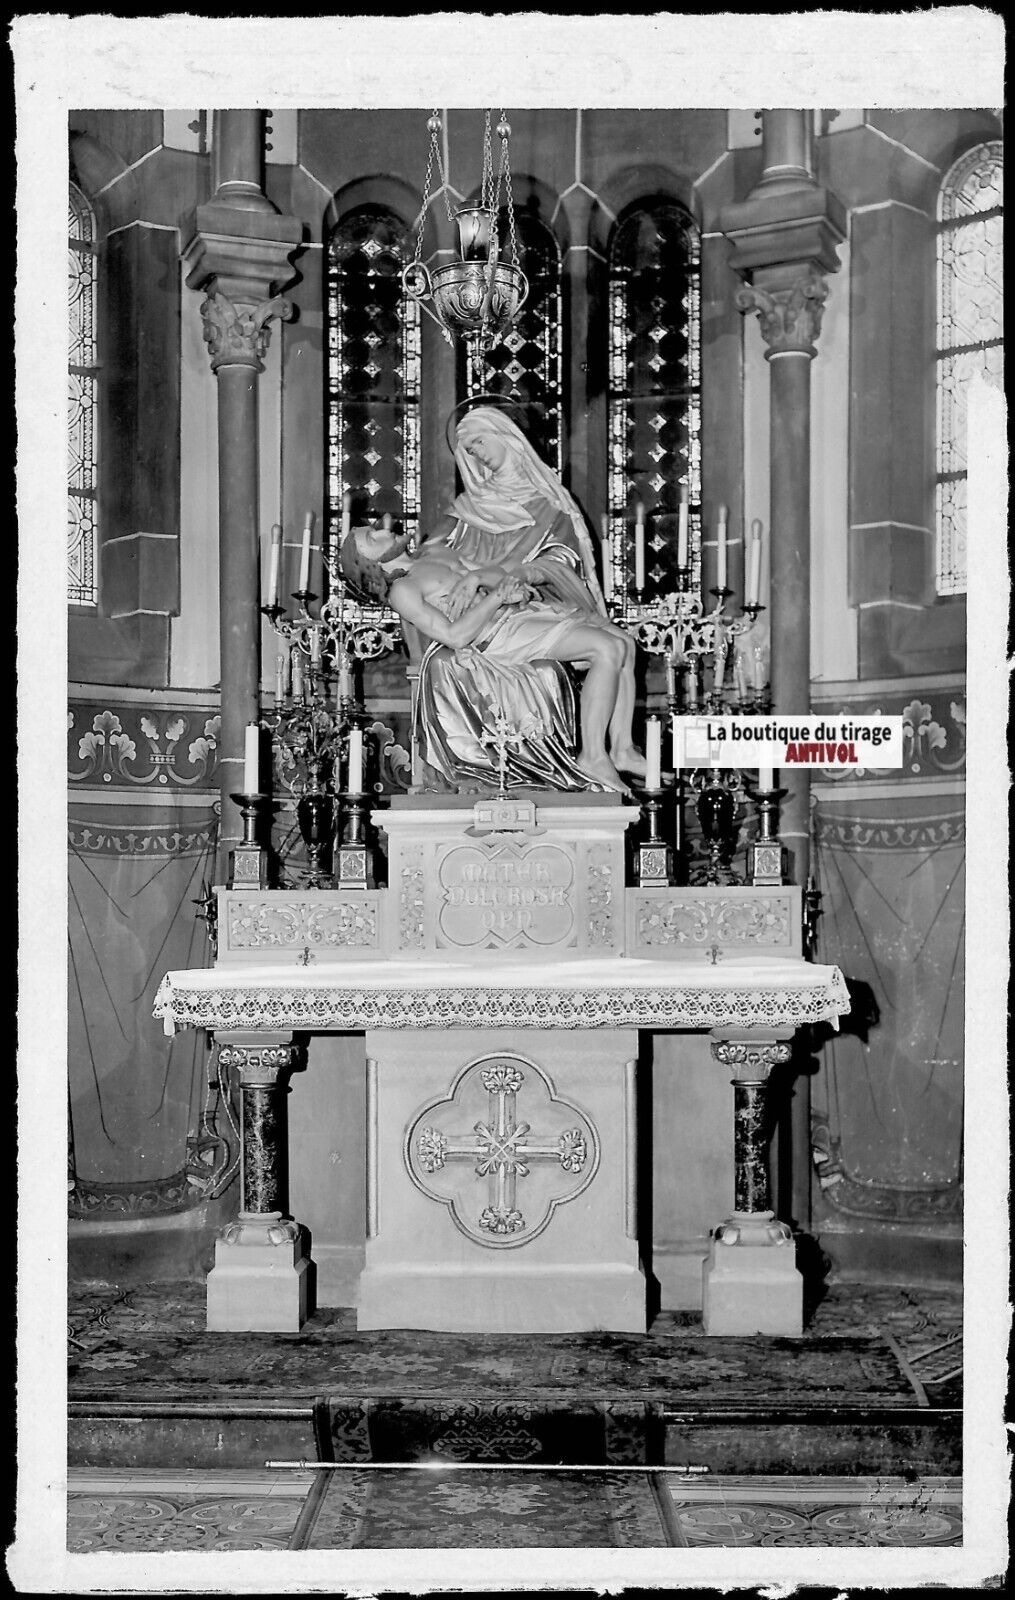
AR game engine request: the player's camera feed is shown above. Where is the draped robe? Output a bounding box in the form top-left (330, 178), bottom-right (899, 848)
top-left (412, 495), bottom-right (607, 792)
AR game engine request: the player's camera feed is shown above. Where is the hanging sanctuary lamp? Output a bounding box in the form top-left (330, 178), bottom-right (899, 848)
top-left (402, 109), bottom-right (529, 354)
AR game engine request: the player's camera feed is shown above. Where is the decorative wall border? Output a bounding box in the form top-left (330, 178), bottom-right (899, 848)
top-left (811, 687), bottom-right (965, 781)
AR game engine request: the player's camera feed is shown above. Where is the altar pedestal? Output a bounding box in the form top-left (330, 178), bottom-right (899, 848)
top-left (358, 1028), bottom-right (644, 1334)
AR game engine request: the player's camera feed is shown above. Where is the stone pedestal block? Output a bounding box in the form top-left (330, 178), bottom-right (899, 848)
top-left (206, 1219), bottom-right (311, 1332)
top-left (701, 1212), bottom-right (803, 1336)
top-left (358, 1028), bottom-right (645, 1333)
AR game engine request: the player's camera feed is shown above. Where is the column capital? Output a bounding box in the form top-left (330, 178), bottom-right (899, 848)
top-left (710, 1034), bottom-right (793, 1079)
top-left (734, 271), bottom-right (830, 357)
top-left (216, 1037), bottom-right (300, 1087)
top-left (197, 286), bottom-right (294, 373)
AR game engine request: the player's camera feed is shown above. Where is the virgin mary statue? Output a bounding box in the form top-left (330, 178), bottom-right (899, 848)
top-left (407, 404), bottom-right (639, 793)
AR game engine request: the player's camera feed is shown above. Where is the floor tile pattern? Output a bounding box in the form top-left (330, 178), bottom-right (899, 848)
top-left (663, 1473), bottom-right (962, 1548)
top-left (66, 1469), bottom-right (315, 1553)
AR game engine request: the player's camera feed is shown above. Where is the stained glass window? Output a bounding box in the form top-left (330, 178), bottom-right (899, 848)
top-left (327, 208), bottom-right (421, 577)
top-left (69, 182), bottom-right (99, 607)
top-left (607, 203), bottom-right (701, 609)
top-left (935, 141), bottom-right (1003, 596)
top-left (465, 211), bottom-right (563, 472)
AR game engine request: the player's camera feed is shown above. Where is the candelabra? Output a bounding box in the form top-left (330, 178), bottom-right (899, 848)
top-left (745, 779), bottom-right (787, 887)
top-left (261, 571), bottom-right (397, 888)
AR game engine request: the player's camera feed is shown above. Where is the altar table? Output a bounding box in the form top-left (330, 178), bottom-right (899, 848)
top-left (155, 948), bottom-right (849, 1337)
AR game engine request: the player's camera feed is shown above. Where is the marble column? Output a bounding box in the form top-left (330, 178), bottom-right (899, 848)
top-left (206, 1034), bottom-right (311, 1331)
top-left (719, 112), bottom-right (846, 1230)
top-left (180, 110), bottom-right (303, 879)
top-left (702, 1031), bottom-right (802, 1335)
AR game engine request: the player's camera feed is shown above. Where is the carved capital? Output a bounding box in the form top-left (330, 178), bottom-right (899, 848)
top-left (711, 1038), bottom-right (793, 1079)
top-left (217, 1040), bottom-right (299, 1086)
top-left (735, 275), bottom-right (829, 356)
top-left (198, 288), bottom-right (294, 373)
top-left (221, 1216), bottom-right (300, 1248)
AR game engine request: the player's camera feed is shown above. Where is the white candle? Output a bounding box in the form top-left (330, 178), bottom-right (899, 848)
top-left (687, 664), bottom-right (698, 708)
top-left (341, 493), bottom-right (352, 541)
top-left (600, 515), bottom-right (613, 601)
top-left (634, 503), bottom-right (645, 592)
top-left (381, 512), bottom-right (392, 533)
top-left (268, 524), bottom-right (282, 606)
top-left (243, 722), bottom-right (260, 793)
top-left (275, 653), bottom-right (286, 703)
top-left (713, 628), bottom-right (726, 693)
top-left (338, 661), bottom-right (353, 702)
top-left (671, 714), bottom-right (682, 770)
top-left (716, 511), bottom-right (728, 592)
top-left (677, 485), bottom-right (689, 569)
top-left (347, 727), bottom-right (364, 794)
top-left (665, 656), bottom-right (677, 699)
top-left (298, 516), bottom-right (312, 593)
top-left (645, 716), bottom-right (662, 789)
top-left (292, 651), bottom-right (304, 700)
top-left (746, 519), bottom-right (763, 607)
top-left (758, 766), bottom-right (775, 792)
top-left (310, 626), bottom-right (322, 667)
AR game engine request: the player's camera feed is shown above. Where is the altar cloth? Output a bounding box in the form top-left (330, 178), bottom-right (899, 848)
top-left (153, 953), bottom-right (850, 1036)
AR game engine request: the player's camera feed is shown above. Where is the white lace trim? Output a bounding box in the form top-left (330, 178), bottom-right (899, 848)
top-left (154, 966), bottom-right (850, 1035)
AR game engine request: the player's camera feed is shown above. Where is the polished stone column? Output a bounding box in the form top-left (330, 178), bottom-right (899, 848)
top-left (719, 111), bottom-right (846, 1231)
top-left (206, 1034), bottom-right (311, 1331)
top-left (181, 110), bottom-right (302, 878)
top-left (702, 1031), bottom-right (802, 1335)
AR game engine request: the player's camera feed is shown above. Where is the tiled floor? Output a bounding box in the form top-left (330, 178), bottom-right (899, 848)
top-left (66, 1468), bottom-right (962, 1550)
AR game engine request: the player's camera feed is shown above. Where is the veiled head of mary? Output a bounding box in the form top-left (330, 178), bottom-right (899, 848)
top-left (452, 406), bottom-right (554, 519)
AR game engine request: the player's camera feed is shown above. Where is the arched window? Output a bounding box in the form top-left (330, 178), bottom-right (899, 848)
top-left (935, 141), bottom-right (1003, 596)
top-left (69, 182), bottom-right (99, 607)
top-left (607, 202), bottom-right (701, 606)
top-left (326, 207), bottom-right (421, 570)
top-left (465, 209), bottom-right (563, 473)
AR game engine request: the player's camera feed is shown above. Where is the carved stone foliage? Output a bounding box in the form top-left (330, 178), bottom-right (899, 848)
top-left (69, 705), bottom-right (220, 789)
top-left (198, 288), bottom-right (294, 373)
top-left (399, 846), bottom-right (426, 949)
top-left (586, 845), bottom-right (614, 948)
top-left (636, 894), bottom-right (794, 950)
top-left (735, 274), bottom-right (829, 355)
top-left (712, 1038), bottom-right (793, 1075)
top-left (226, 897), bottom-right (378, 952)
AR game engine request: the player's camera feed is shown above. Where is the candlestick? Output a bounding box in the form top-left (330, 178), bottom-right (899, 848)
top-left (298, 516), bottom-right (313, 593)
top-left (634, 503), bottom-right (645, 592)
top-left (645, 716), bottom-right (662, 789)
top-left (746, 519), bottom-right (763, 608)
top-left (716, 511), bottom-right (728, 592)
top-left (243, 722), bottom-right (260, 794)
top-left (268, 524), bottom-right (282, 607)
top-left (677, 485), bottom-right (689, 569)
top-left (347, 726), bottom-right (364, 793)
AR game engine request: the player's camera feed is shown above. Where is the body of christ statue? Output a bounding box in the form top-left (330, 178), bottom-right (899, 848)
top-left (341, 409), bottom-right (645, 794)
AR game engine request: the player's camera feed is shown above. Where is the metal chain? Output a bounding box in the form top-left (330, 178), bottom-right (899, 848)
top-left (499, 112), bottom-right (519, 267)
top-left (481, 109), bottom-right (494, 210)
top-left (412, 110), bottom-right (453, 267)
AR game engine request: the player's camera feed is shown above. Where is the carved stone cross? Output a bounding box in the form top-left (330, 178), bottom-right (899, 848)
top-left (416, 1060), bottom-right (588, 1236)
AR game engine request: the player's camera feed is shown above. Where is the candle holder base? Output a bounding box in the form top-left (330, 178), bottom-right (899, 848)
top-left (746, 839), bottom-right (786, 887)
top-left (229, 792), bottom-right (269, 890)
top-left (636, 842), bottom-right (674, 889)
top-left (336, 792), bottom-right (376, 892)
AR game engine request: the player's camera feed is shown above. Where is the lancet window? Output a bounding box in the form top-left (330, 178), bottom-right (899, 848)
top-left (935, 140), bottom-right (1003, 597)
top-left (607, 202), bottom-right (701, 603)
top-left (465, 210), bottom-right (563, 474)
top-left (69, 182), bottom-right (99, 608)
top-left (326, 207), bottom-right (421, 573)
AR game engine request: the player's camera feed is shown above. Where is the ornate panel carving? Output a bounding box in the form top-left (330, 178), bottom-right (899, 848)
top-left (225, 897), bottom-right (378, 952)
top-left (634, 893), bottom-right (795, 951)
top-left (405, 1054), bottom-right (599, 1248)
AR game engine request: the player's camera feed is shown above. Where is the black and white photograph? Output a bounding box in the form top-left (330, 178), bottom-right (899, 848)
top-left (12, 10), bottom-right (1008, 1593)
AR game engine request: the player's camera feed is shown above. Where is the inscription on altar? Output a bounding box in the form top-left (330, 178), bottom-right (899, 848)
top-left (438, 843), bottom-right (575, 949)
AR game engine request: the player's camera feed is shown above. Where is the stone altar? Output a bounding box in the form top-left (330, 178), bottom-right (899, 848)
top-left (155, 796), bottom-right (850, 1337)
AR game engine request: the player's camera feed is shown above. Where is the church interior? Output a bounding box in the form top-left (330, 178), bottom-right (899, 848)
top-left (57, 95), bottom-right (1001, 1565)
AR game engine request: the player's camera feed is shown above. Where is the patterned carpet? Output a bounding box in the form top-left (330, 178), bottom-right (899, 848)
top-left (66, 1279), bottom-right (962, 1548)
top-left (66, 1467), bottom-right (962, 1551)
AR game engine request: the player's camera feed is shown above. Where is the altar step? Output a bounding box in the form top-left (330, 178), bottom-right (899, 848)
top-left (69, 1392), bottom-right (960, 1478)
top-left (68, 1306), bottom-right (960, 1477)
